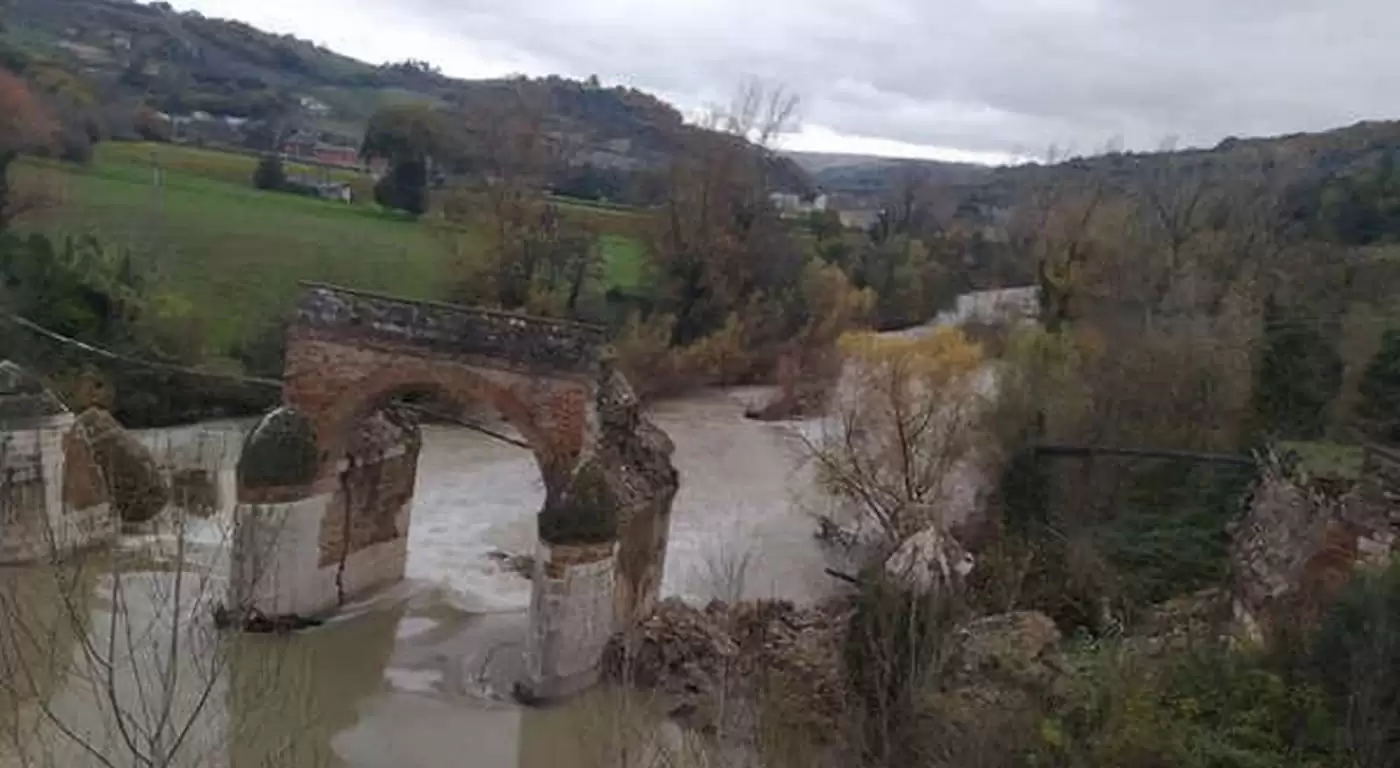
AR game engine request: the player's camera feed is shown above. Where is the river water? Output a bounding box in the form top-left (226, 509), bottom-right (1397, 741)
top-left (0, 387), bottom-right (837, 768)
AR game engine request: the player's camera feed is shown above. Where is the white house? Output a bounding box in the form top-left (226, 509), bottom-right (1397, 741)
top-left (769, 191), bottom-right (829, 218)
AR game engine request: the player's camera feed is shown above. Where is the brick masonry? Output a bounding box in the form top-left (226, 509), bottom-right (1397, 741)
top-left (283, 335), bottom-right (588, 485)
top-left (231, 284), bottom-right (679, 699)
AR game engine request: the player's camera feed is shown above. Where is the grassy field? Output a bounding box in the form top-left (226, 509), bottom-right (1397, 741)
top-left (17, 154), bottom-right (454, 355)
top-left (96, 142), bottom-right (366, 187)
top-left (13, 142), bottom-right (652, 357)
top-left (1278, 441), bottom-right (1366, 480)
top-left (600, 233), bottom-right (649, 293)
top-left (549, 193), bottom-right (650, 217)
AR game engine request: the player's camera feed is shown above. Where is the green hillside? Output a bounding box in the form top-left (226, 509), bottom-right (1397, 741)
top-left (12, 143), bottom-right (648, 356)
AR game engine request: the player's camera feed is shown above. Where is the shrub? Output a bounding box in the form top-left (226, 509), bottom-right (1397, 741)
top-left (0, 233), bottom-right (145, 347)
top-left (611, 312), bottom-right (679, 399)
top-left (1311, 560), bottom-right (1400, 767)
top-left (538, 461), bottom-right (618, 545)
top-left (674, 311), bottom-right (754, 385)
top-left (1039, 645), bottom-right (1340, 768)
top-left (843, 579), bottom-right (961, 766)
top-left (230, 319), bottom-right (287, 378)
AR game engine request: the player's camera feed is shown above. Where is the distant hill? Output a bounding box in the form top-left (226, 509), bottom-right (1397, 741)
top-left (10, 0), bottom-right (1400, 236)
top-left (943, 120), bottom-right (1400, 236)
top-left (788, 119), bottom-right (1400, 242)
top-left (783, 151), bottom-right (991, 208)
top-left (0, 0), bottom-right (811, 196)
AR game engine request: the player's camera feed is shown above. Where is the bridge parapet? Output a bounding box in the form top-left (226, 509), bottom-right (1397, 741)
top-left (295, 283), bottom-right (608, 375)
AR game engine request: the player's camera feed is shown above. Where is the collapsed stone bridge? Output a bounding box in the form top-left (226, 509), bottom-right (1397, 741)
top-left (230, 283), bottom-right (678, 698)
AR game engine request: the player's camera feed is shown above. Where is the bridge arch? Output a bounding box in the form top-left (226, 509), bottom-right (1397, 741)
top-left (230, 283), bottom-right (679, 700)
top-left (307, 358), bottom-right (558, 482)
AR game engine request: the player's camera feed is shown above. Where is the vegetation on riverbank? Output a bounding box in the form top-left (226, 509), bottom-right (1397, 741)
top-left (596, 318), bottom-right (1400, 768)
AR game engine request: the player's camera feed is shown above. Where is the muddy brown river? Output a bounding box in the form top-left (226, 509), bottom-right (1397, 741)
top-left (0, 388), bottom-right (836, 767)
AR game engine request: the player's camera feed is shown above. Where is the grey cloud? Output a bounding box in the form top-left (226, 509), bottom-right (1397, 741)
top-left (391, 0), bottom-right (1400, 156)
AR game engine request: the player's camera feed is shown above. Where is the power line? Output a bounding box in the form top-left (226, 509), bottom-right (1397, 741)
top-left (1033, 443), bottom-right (1255, 468)
top-left (0, 311), bottom-right (282, 389)
top-left (0, 311), bottom-right (532, 451)
top-left (395, 403), bottom-right (531, 451)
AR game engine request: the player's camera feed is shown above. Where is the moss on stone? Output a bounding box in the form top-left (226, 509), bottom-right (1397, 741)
top-left (238, 407), bottom-right (320, 490)
top-left (74, 408), bottom-right (168, 524)
top-left (539, 459), bottom-right (619, 546)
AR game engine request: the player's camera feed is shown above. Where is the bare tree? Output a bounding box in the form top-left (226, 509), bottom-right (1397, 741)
top-left (719, 80), bottom-right (801, 150)
top-left (691, 511), bottom-right (757, 605)
top-left (0, 70), bottom-right (58, 232)
top-left (443, 81), bottom-right (607, 315)
top-left (0, 428), bottom-right (324, 768)
top-left (801, 328), bottom-right (988, 559)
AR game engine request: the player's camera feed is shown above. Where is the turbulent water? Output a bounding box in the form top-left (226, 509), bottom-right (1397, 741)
top-left (0, 387), bottom-right (836, 768)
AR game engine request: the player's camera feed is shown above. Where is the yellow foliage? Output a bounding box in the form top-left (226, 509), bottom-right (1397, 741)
top-left (838, 326), bottom-right (984, 386)
top-left (678, 312), bottom-right (754, 385)
top-left (799, 258), bottom-right (875, 347)
top-left (1003, 326), bottom-right (1090, 382)
top-left (813, 326), bottom-right (989, 543)
top-left (612, 312), bottom-right (678, 398)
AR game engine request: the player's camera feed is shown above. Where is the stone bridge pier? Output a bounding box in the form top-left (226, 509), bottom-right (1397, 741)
top-left (228, 284), bottom-right (678, 699)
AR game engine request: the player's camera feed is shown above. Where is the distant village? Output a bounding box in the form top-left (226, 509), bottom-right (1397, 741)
top-left (148, 102), bottom-right (888, 223)
top-left (768, 190), bottom-right (884, 230)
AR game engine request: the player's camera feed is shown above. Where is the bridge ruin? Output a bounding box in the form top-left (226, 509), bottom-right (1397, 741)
top-left (229, 283), bottom-right (679, 699)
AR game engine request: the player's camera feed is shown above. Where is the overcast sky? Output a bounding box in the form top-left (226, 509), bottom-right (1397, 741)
top-left (166, 0), bottom-right (1399, 165)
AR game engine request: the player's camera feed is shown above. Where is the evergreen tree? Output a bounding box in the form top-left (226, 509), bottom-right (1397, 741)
top-left (372, 159), bottom-right (429, 217)
top-left (1252, 297), bottom-right (1344, 440)
top-left (252, 154), bottom-right (286, 191)
top-left (1357, 329), bottom-right (1400, 443)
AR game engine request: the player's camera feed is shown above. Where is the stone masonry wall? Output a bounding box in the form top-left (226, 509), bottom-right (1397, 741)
top-left (295, 283), bottom-right (607, 376)
top-left (1230, 447), bottom-right (1400, 643)
top-left (0, 424), bottom-right (53, 563)
top-left (524, 540), bottom-right (619, 699)
top-left (318, 445), bottom-right (419, 570)
top-left (234, 449), bottom-right (417, 619)
top-left (1359, 442), bottom-right (1400, 545)
top-left (0, 415), bottom-right (114, 564)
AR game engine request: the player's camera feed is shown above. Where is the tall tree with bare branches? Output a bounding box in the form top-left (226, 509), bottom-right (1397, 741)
top-left (803, 327), bottom-right (986, 552)
top-left (0, 70), bottom-right (55, 232)
top-left (653, 81), bottom-right (803, 346)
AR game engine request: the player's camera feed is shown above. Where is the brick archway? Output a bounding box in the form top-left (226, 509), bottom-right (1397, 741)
top-left (231, 284), bottom-right (679, 700)
top-left (287, 350), bottom-right (583, 491)
top-left (280, 284), bottom-right (601, 489)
